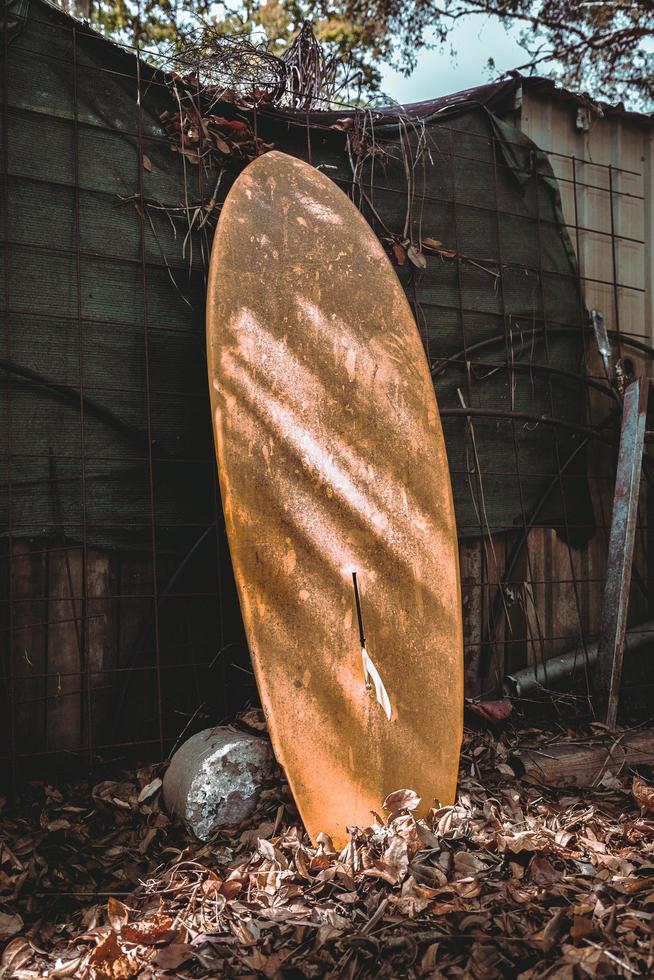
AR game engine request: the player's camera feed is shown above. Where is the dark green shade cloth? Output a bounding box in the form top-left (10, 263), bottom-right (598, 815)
top-left (1, 0), bottom-right (593, 559)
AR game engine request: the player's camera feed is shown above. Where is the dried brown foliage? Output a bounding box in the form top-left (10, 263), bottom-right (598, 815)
top-left (2, 725), bottom-right (654, 978)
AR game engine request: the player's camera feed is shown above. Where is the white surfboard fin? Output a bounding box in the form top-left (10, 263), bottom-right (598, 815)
top-left (361, 645), bottom-right (392, 721)
top-left (352, 571), bottom-right (391, 720)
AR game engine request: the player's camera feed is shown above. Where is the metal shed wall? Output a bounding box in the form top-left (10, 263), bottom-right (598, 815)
top-left (513, 88), bottom-right (654, 347)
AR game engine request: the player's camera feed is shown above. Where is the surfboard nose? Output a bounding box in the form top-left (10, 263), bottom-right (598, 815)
top-left (207, 150), bottom-right (463, 848)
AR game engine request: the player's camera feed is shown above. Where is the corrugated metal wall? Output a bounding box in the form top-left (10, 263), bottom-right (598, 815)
top-left (515, 90), bottom-right (653, 346)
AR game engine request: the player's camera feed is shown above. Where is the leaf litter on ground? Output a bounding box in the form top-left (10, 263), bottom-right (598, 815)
top-left (1, 722), bottom-right (654, 978)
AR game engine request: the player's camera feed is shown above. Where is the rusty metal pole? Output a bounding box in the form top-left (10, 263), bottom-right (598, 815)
top-left (594, 377), bottom-right (650, 728)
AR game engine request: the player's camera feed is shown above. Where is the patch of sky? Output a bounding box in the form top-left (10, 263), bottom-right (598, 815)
top-left (378, 15), bottom-right (535, 105)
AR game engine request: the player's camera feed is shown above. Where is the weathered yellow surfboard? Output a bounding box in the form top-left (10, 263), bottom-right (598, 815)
top-left (207, 151), bottom-right (463, 848)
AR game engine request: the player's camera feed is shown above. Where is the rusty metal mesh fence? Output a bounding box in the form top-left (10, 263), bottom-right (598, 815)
top-left (1, 0), bottom-right (653, 783)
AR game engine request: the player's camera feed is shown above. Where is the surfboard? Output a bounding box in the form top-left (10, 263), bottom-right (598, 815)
top-left (207, 150), bottom-right (463, 848)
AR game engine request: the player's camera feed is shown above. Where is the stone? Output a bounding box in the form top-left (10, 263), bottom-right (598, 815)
top-left (163, 727), bottom-right (274, 840)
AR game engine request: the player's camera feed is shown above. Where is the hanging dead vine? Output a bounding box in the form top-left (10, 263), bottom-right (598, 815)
top-left (150, 21), bottom-right (366, 272)
top-left (168, 28), bottom-right (286, 106)
top-left (281, 20), bottom-right (360, 111)
top-left (164, 20), bottom-right (362, 112)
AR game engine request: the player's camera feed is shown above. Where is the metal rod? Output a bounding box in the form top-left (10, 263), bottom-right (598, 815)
top-left (5, 168), bottom-right (647, 261)
top-left (431, 325), bottom-right (654, 380)
top-left (505, 617), bottom-right (654, 699)
top-left (352, 572), bottom-right (366, 649)
top-left (72, 24), bottom-right (93, 767)
top-left (448, 125), bottom-right (491, 685)
top-left (594, 378), bottom-right (650, 727)
top-left (440, 407), bottom-right (625, 444)
top-left (491, 125), bottom-right (547, 673)
top-left (534, 142), bottom-right (593, 712)
top-left (135, 46), bottom-right (165, 757)
top-left (591, 309), bottom-right (613, 381)
top-left (2, 0), bottom-right (17, 791)
top-left (6, 297), bottom-right (652, 349)
top-left (608, 165), bottom-right (624, 357)
top-left (435, 354), bottom-right (618, 400)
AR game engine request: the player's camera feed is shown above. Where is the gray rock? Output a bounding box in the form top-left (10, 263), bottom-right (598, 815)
top-left (163, 727), bottom-right (274, 840)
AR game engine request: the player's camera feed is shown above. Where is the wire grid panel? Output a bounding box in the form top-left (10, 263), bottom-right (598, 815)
top-left (2, 1), bottom-right (653, 781)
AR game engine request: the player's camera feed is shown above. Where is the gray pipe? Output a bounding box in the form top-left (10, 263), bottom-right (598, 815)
top-left (504, 619), bottom-right (654, 699)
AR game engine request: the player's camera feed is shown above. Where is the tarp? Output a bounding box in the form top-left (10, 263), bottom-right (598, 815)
top-left (1, 0), bottom-right (593, 559)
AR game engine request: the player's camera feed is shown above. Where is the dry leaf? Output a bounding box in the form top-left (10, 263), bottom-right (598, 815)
top-left (220, 873), bottom-right (244, 899)
top-left (364, 838), bottom-right (409, 885)
top-left (87, 932), bottom-right (137, 979)
top-left (120, 913), bottom-right (173, 945)
top-left (561, 944), bottom-right (606, 972)
top-left (92, 780), bottom-right (137, 810)
top-left (406, 244), bottom-right (427, 269)
top-left (467, 698), bottom-right (513, 724)
top-left (383, 789), bottom-right (421, 814)
top-left (421, 942), bottom-right (439, 970)
top-left (107, 897), bottom-right (128, 932)
top-left (239, 708), bottom-right (267, 731)
top-left (542, 908), bottom-right (567, 956)
top-left (47, 818), bottom-right (72, 832)
top-left (230, 917), bottom-right (260, 945)
top-left (453, 850), bottom-right (488, 876)
top-left (152, 944), bottom-right (194, 970)
top-left (258, 837), bottom-right (276, 862)
top-left (497, 830), bottom-right (549, 853)
top-left (293, 848), bottom-right (311, 880)
top-left (391, 875), bottom-right (441, 916)
top-left (421, 236), bottom-right (444, 249)
top-left (570, 915), bottom-right (594, 942)
top-left (528, 854), bottom-right (561, 886)
top-left (617, 876), bottom-right (652, 895)
top-left (137, 777), bottom-right (162, 803)
top-left (309, 852), bottom-right (331, 873)
top-left (0, 909), bottom-right (23, 941)
top-left (1, 936), bottom-right (32, 972)
top-left (392, 242), bottom-right (406, 265)
top-left (214, 134), bottom-right (231, 154)
top-left (632, 776), bottom-right (654, 812)
top-left (142, 154), bottom-right (152, 172)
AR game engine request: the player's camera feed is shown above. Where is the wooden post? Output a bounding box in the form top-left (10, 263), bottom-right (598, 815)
top-left (594, 378), bottom-right (650, 727)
